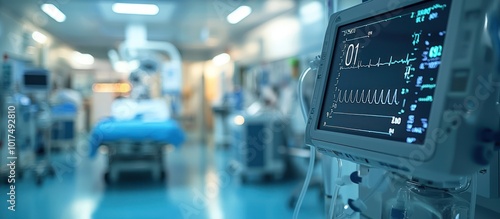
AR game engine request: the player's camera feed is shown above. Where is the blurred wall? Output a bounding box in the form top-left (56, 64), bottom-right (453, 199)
top-left (0, 10), bottom-right (42, 63)
top-left (181, 60), bottom-right (235, 141)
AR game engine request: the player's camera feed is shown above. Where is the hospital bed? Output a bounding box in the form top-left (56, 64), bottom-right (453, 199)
top-left (90, 117), bottom-right (185, 183)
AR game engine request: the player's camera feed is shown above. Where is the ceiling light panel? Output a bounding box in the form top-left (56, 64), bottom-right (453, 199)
top-left (227, 6), bottom-right (252, 24)
top-left (32, 31), bottom-right (47, 44)
top-left (112, 3), bottom-right (159, 15)
top-left (98, 2), bottom-right (175, 23)
top-left (41, 4), bottom-right (66, 22)
top-left (212, 53), bottom-right (230, 66)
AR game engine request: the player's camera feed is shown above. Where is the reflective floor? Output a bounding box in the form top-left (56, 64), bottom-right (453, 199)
top-left (1, 136), bottom-right (324, 219)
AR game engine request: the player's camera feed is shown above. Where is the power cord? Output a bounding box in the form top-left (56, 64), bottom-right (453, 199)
top-left (293, 57), bottom-right (320, 219)
top-left (294, 56), bottom-right (356, 219)
top-left (328, 159), bottom-right (343, 219)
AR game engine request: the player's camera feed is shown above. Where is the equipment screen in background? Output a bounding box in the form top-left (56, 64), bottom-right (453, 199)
top-left (318, 0), bottom-right (452, 144)
top-left (24, 75), bottom-right (47, 86)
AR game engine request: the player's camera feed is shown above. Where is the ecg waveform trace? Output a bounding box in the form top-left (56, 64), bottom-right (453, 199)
top-left (339, 53), bottom-right (417, 70)
top-left (335, 89), bottom-right (400, 105)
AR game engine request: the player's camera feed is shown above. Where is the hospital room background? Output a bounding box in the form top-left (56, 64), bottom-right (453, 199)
top-left (1, 0), bottom-right (500, 219)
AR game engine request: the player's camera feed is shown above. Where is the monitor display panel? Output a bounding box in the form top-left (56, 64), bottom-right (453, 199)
top-left (318, 0), bottom-right (452, 144)
top-left (23, 69), bottom-right (49, 90)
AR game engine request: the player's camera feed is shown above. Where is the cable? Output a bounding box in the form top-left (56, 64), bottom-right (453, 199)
top-left (298, 67), bottom-right (312, 121)
top-left (293, 65), bottom-right (316, 219)
top-left (328, 158), bottom-right (343, 219)
top-left (469, 173), bottom-right (478, 219)
top-left (292, 144), bottom-right (316, 219)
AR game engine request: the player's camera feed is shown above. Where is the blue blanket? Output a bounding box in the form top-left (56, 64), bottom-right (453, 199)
top-left (89, 118), bottom-right (185, 157)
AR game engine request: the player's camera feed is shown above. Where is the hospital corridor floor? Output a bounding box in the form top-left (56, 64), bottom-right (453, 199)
top-left (1, 137), bottom-right (324, 219)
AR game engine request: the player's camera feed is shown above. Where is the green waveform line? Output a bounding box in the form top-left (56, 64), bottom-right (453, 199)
top-left (340, 53), bottom-right (417, 70)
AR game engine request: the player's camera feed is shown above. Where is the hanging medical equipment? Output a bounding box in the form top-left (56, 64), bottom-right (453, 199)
top-left (297, 0), bottom-right (500, 218)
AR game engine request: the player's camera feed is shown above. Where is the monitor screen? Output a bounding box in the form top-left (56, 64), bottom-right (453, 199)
top-left (318, 0), bottom-right (452, 144)
top-left (23, 69), bottom-right (49, 89)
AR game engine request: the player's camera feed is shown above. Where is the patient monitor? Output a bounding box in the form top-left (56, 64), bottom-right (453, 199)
top-left (305, 0), bottom-right (499, 183)
top-left (22, 68), bottom-right (50, 93)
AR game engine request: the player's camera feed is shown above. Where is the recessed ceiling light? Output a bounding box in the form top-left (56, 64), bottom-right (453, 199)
top-left (41, 4), bottom-right (66, 22)
top-left (32, 31), bottom-right (47, 44)
top-left (112, 3), bottom-right (159, 15)
top-left (72, 51), bottom-right (94, 65)
top-left (212, 53), bottom-right (230, 66)
top-left (227, 6), bottom-right (252, 24)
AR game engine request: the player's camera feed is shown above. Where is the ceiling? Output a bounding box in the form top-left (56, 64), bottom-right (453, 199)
top-left (0, 0), bottom-right (296, 61)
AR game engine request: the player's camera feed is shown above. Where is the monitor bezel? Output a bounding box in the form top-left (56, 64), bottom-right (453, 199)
top-left (308, 0), bottom-right (461, 161)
